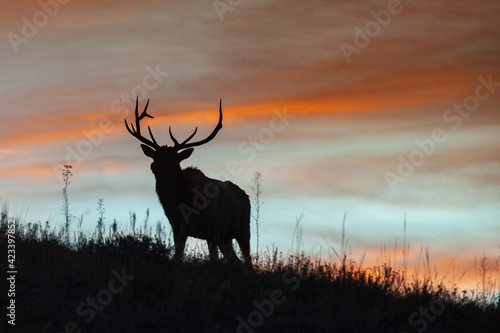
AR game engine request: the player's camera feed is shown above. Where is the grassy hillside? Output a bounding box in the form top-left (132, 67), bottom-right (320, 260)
top-left (1, 212), bottom-right (499, 333)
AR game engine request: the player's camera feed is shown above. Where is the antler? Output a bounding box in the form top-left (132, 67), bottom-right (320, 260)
top-left (124, 97), bottom-right (160, 149)
top-left (125, 98), bottom-right (223, 151)
top-left (169, 99), bottom-right (223, 151)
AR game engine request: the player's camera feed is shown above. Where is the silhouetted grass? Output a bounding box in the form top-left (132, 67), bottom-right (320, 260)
top-left (1, 208), bottom-right (499, 333)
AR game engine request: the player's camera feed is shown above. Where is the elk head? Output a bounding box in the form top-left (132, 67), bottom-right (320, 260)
top-left (124, 97), bottom-right (223, 177)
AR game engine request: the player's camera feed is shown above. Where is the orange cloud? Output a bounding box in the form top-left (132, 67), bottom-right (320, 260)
top-left (314, 242), bottom-right (500, 292)
top-left (1, 108), bottom-right (114, 149)
top-left (0, 163), bottom-right (55, 187)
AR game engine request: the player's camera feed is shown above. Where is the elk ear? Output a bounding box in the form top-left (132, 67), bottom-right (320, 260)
top-left (178, 148), bottom-right (194, 161)
top-left (140, 144), bottom-right (156, 158)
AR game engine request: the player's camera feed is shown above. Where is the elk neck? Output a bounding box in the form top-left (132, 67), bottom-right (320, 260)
top-left (153, 165), bottom-right (192, 210)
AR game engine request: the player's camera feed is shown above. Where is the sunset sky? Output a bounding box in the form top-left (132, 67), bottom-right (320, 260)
top-left (1, 0), bottom-right (499, 289)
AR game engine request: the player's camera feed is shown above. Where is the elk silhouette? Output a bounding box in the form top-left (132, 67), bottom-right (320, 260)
top-left (125, 98), bottom-right (252, 268)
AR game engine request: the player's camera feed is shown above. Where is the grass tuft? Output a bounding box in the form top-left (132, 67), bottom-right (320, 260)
top-left (0, 206), bottom-right (498, 332)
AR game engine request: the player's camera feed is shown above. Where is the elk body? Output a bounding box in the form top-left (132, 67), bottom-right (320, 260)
top-left (125, 98), bottom-right (252, 268)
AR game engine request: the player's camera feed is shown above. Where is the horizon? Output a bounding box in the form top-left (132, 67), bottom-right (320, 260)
top-left (1, 0), bottom-right (499, 292)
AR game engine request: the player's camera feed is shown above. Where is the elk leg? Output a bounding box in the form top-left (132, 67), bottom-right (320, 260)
top-left (207, 240), bottom-right (218, 262)
top-left (218, 241), bottom-right (240, 265)
top-left (236, 236), bottom-right (253, 269)
top-left (173, 233), bottom-right (187, 261)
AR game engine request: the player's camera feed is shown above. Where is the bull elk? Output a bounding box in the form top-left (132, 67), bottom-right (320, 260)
top-left (125, 98), bottom-right (252, 269)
